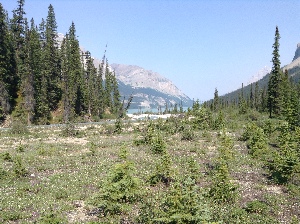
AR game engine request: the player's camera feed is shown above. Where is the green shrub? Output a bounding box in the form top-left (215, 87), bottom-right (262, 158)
top-left (0, 152), bottom-right (13, 161)
top-left (137, 178), bottom-right (212, 223)
top-left (186, 157), bottom-right (201, 182)
top-left (208, 160), bottom-right (239, 204)
top-left (1, 211), bottom-right (23, 222)
top-left (16, 144), bottom-right (25, 152)
top-left (133, 121), bottom-right (155, 145)
top-left (240, 122), bottom-right (269, 158)
top-left (13, 156), bottom-right (28, 178)
top-left (134, 122), bottom-right (166, 154)
top-left (9, 121), bottom-right (29, 135)
top-left (61, 122), bottom-right (79, 137)
top-left (181, 126), bottom-right (195, 141)
top-left (149, 153), bottom-right (173, 186)
top-left (92, 148), bottom-right (142, 216)
top-left (150, 132), bottom-right (166, 154)
top-left (114, 118), bottom-right (122, 134)
top-left (268, 122), bottom-right (300, 184)
top-left (213, 110), bottom-right (225, 129)
top-left (262, 119), bottom-right (276, 137)
top-left (189, 107), bottom-right (212, 130)
top-left (245, 200), bottom-right (269, 214)
top-left (38, 210), bottom-right (67, 224)
top-left (218, 131), bottom-right (234, 163)
top-left (0, 165), bottom-right (7, 179)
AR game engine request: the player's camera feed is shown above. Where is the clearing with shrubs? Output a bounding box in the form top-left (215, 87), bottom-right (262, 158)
top-left (0, 106), bottom-right (299, 223)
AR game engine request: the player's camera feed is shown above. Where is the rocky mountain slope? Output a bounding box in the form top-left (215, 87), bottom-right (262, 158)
top-left (219, 43), bottom-right (300, 102)
top-left (292, 43), bottom-right (300, 61)
top-left (87, 52), bottom-right (193, 109)
top-left (57, 33), bottom-right (193, 109)
top-left (110, 64), bottom-right (192, 109)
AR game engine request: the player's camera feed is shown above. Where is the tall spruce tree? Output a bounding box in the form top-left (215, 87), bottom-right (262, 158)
top-left (254, 82), bottom-right (259, 110)
top-left (83, 51), bottom-right (97, 117)
top-left (38, 4), bottom-right (62, 123)
top-left (260, 86), bottom-right (267, 112)
top-left (60, 35), bottom-right (71, 122)
top-left (44, 4), bottom-right (61, 111)
top-left (22, 19), bottom-right (36, 124)
top-left (104, 59), bottom-right (113, 112)
top-left (11, 0), bottom-right (28, 121)
top-left (213, 88), bottom-right (219, 111)
top-left (239, 83), bottom-right (247, 114)
top-left (0, 3), bottom-right (17, 119)
top-left (267, 26), bottom-right (282, 118)
top-left (61, 22), bottom-right (82, 122)
top-left (11, 0), bottom-right (26, 54)
top-left (249, 83), bottom-right (254, 109)
top-left (96, 60), bottom-right (105, 117)
top-left (111, 71), bottom-right (121, 115)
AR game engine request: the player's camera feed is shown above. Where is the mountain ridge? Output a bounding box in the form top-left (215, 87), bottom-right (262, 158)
top-left (57, 33), bottom-right (193, 109)
top-left (110, 63), bottom-right (193, 109)
top-left (219, 44), bottom-right (300, 103)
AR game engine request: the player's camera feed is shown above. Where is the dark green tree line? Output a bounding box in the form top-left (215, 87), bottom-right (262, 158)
top-left (0, 1), bottom-right (122, 124)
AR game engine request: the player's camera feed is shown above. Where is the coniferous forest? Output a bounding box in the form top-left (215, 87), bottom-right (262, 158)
top-left (1, 1), bottom-right (300, 224)
top-left (0, 0), bottom-right (121, 126)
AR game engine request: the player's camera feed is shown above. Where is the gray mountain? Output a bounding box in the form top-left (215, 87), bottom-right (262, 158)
top-left (110, 64), bottom-right (193, 109)
top-left (57, 33), bottom-right (192, 109)
top-left (293, 43), bottom-right (300, 61)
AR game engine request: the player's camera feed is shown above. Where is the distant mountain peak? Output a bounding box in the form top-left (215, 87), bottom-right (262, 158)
top-left (111, 63), bottom-right (192, 108)
top-left (56, 33), bottom-right (193, 109)
top-left (293, 43), bottom-right (300, 61)
top-left (111, 63), bottom-right (188, 98)
top-left (247, 66), bottom-right (271, 85)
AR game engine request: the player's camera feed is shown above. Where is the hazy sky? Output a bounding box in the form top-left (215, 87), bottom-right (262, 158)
top-left (2, 0), bottom-right (300, 100)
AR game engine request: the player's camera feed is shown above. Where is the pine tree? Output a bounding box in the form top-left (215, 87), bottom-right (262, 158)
top-left (239, 83), bottom-right (247, 114)
top-left (213, 88), bottom-right (219, 111)
top-left (61, 22), bottom-right (82, 122)
top-left (260, 86), bottom-right (267, 112)
top-left (278, 70), bottom-right (290, 118)
top-left (10, 0), bottom-right (28, 121)
top-left (111, 71), bottom-right (121, 116)
top-left (82, 51), bottom-right (97, 117)
top-left (43, 4), bottom-right (61, 111)
top-left (38, 18), bottom-right (46, 47)
top-left (22, 19), bottom-right (36, 124)
top-left (254, 82), bottom-right (259, 110)
top-left (11, 0), bottom-right (26, 54)
top-left (60, 35), bottom-right (71, 122)
top-left (267, 26), bottom-right (282, 118)
top-left (38, 4), bottom-right (62, 122)
top-left (95, 61), bottom-right (104, 117)
top-left (103, 59), bottom-right (113, 113)
top-left (0, 3), bottom-right (17, 119)
top-left (250, 83), bottom-right (254, 109)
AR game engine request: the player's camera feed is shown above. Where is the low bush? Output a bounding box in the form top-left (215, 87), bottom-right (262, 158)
top-left (9, 121), bottom-right (29, 135)
top-left (245, 200), bottom-right (269, 214)
top-left (137, 178), bottom-right (212, 223)
top-left (268, 122), bottom-right (300, 184)
top-left (92, 148), bottom-right (142, 217)
top-left (149, 153), bottom-right (173, 186)
top-left (0, 152), bottom-right (13, 161)
top-left (181, 125), bottom-right (195, 141)
top-left (61, 122), bottom-right (80, 137)
top-left (13, 156), bottom-right (28, 178)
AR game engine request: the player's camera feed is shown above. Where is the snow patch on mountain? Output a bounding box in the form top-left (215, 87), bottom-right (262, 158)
top-left (110, 63), bottom-right (189, 99)
top-left (247, 66), bottom-right (271, 85)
